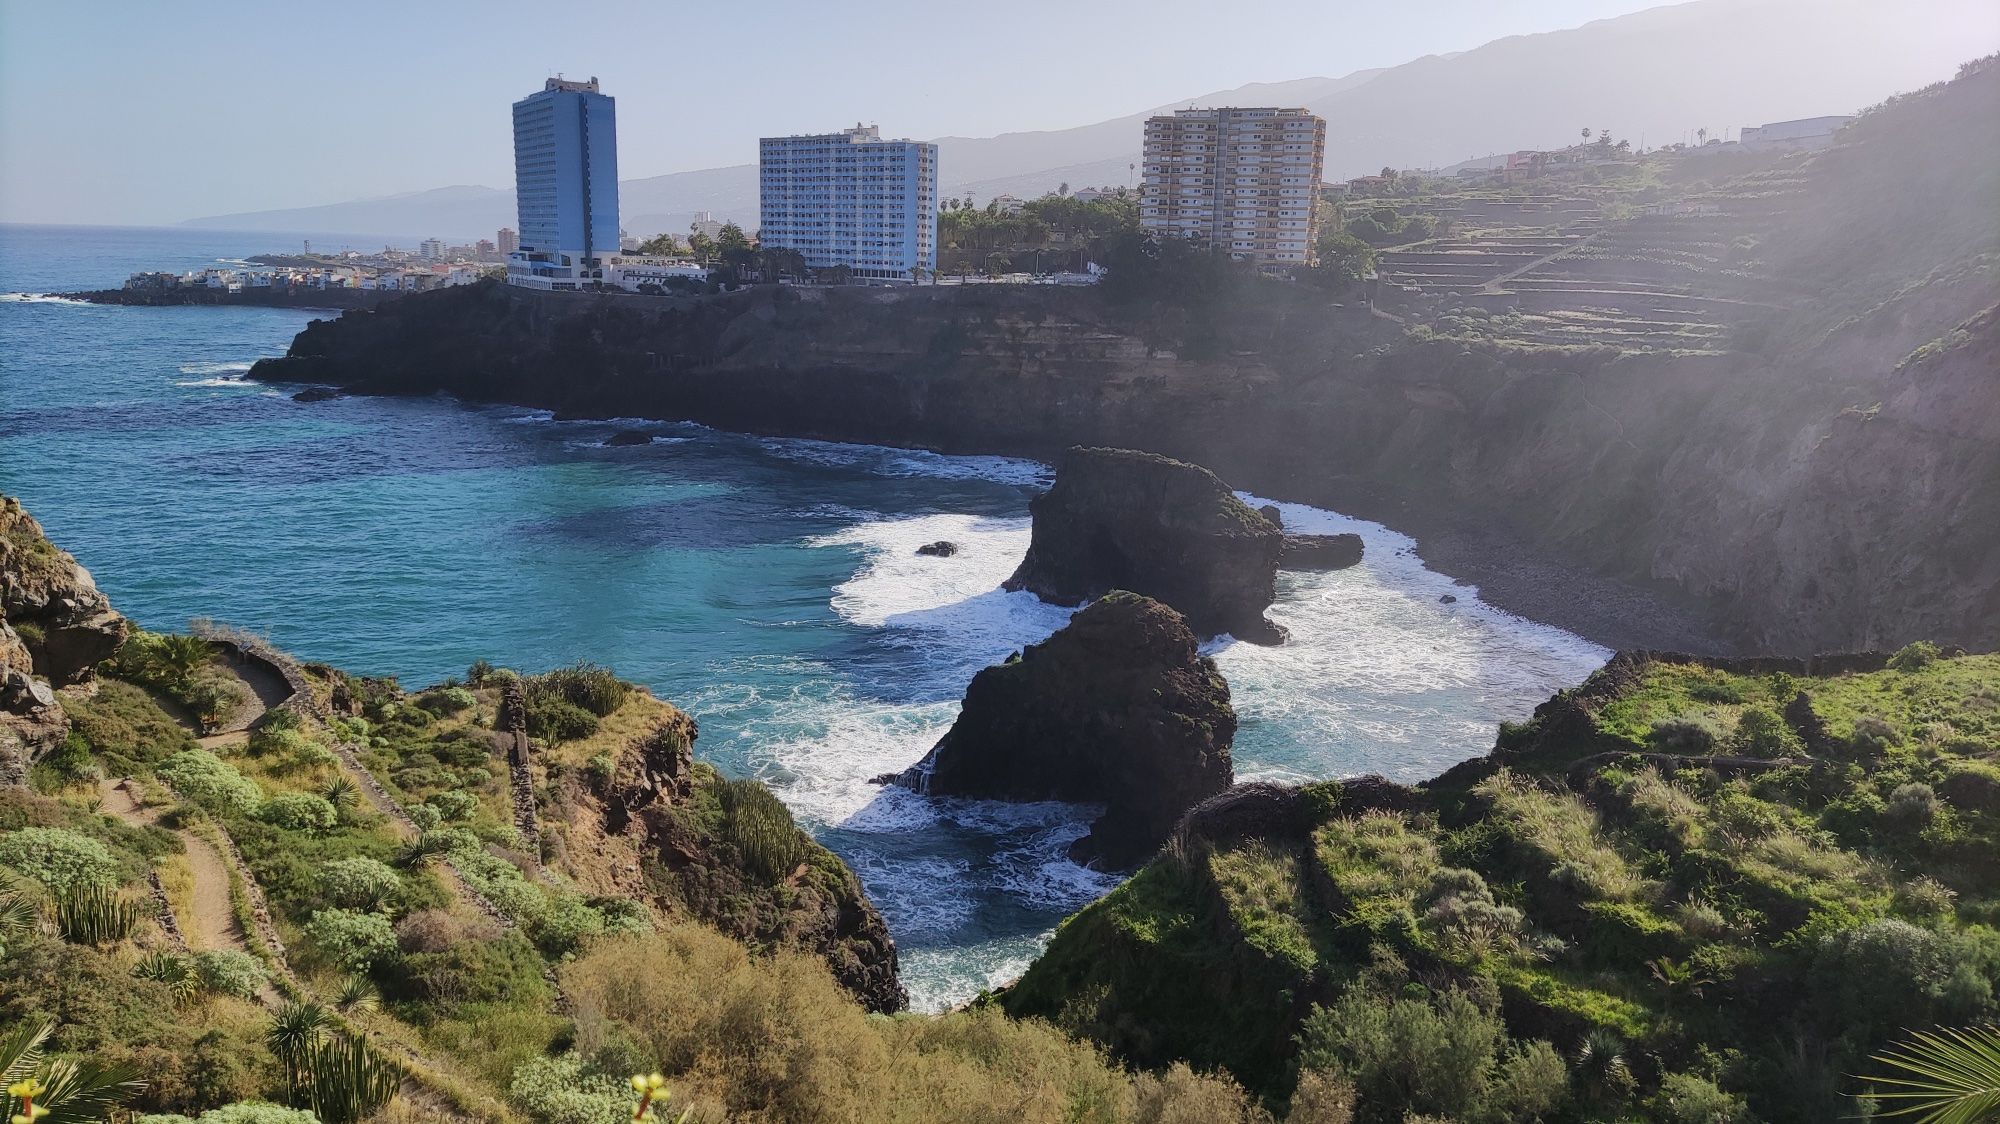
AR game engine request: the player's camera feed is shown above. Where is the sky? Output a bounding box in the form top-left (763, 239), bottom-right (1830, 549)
top-left (0, 0), bottom-right (1695, 226)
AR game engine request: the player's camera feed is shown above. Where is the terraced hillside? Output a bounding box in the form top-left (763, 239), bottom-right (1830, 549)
top-left (1005, 645), bottom-right (2000, 1122)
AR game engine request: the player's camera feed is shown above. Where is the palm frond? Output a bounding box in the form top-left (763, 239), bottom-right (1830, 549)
top-left (1863, 1025), bottom-right (2000, 1124)
top-left (32, 1056), bottom-right (147, 1124)
top-left (0, 1018), bottom-right (51, 1087)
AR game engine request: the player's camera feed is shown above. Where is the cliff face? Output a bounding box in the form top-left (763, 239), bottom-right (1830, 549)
top-left (1005, 448), bottom-right (1286, 643)
top-left (888, 592), bottom-right (1235, 869)
top-left (559, 694), bottom-right (907, 1012)
top-left (0, 496), bottom-right (128, 783)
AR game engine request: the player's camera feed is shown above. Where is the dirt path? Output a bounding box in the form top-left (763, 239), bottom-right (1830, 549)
top-left (98, 779), bottom-right (262, 981)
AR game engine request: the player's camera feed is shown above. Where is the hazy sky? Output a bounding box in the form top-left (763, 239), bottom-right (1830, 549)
top-left (0, 0), bottom-right (1696, 225)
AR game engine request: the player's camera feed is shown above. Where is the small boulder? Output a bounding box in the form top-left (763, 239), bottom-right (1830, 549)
top-left (1439, 594), bottom-right (1458, 604)
top-left (884, 591), bottom-right (1234, 868)
top-left (1281, 533), bottom-right (1364, 571)
top-left (915, 541), bottom-right (959, 558)
top-left (604, 429), bottom-right (654, 447)
top-left (291, 386), bottom-right (344, 403)
top-left (1258, 504), bottom-right (1283, 528)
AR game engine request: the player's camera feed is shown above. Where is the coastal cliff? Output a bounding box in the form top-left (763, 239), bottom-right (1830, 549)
top-left (250, 62), bottom-right (2000, 657)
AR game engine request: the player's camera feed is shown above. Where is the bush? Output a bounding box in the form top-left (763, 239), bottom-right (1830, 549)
top-left (55, 881), bottom-right (143, 944)
top-left (426, 791), bottom-right (478, 823)
top-left (156, 749), bottom-right (264, 817)
top-left (526, 663), bottom-right (629, 718)
top-left (1649, 718), bottom-right (1720, 755)
top-left (139, 1103), bottom-right (322, 1124)
top-left (1647, 1073), bottom-right (1752, 1123)
top-left (193, 949), bottom-right (271, 1000)
top-left (507, 1053), bottom-right (629, 1124)
top-left (525, 697), bottom-right (599, 744)
top-left (1811, 919), bottom-right (1979, 1038)
top-left (304, 908), bottom-right (399, 970)
top-left (318, 858), bottom-right (403, 911)
top-left (260, 793), bottom-right (339, 834)
top-left (407, 804), bottom-right (443, 832)
top-left (1730, 708), bottom-right (1803, 758)
top-left (1888, 640), bottom-right (1941, 672)
top-left (0, 826), bottom-right (118, 893)
top-left (1295, 988), bottom-right (1511, 1122)
top-left (416, 687), bottom-right (476, 716)
top-left (1885, 783), bottom-right (1941, 828)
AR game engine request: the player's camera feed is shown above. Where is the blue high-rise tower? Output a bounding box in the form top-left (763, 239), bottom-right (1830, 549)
top-left (507, 76), bottom-right (619, 289)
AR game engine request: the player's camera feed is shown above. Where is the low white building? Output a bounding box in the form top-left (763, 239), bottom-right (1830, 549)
top-left (607, 256), bottom-right (709, 291)
top-left (1739, 115), bottom-right (1853, 151)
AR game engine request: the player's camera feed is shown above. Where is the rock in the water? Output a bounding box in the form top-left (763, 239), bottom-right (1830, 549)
top-left (604, 429), bottom-right (653, 447)
top-left (1439, 594), bottom-right (1458, 604)
top-left (915, 541), bottom-right (959, 557)
top-left (886, 591), bottom-right (1234, 868)
top-left (291, 385), bottom-right (344, 403)
top-left (1004, 447), bottom-right (1285, 644)
top-left (1281, 532), bottom-right (1364, 571)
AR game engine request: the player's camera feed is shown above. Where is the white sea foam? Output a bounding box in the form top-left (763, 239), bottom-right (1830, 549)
top-left (0, 293), bottom-right (86, 304)
top-left (178, 361), bottom-right (255, 376)
top-left (499, 408), bottom-right (556, 425)
top-left (757, 435), bottom-right (1051, 486)
top-left (173, 376), bottom-right (257, 389)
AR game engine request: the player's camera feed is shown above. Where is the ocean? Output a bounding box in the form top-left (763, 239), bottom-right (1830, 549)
top-left (0, 223), bottom-right (1611, 1009)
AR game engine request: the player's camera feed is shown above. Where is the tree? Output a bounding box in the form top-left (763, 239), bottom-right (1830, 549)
top-left (687, 232), bottom-right (716, 263)
top-left (1697, 127), bottom-right (1709, 146)
top-left (635, 233), bottom-right (683, 256)
top-left (1058, 181), bottom-right (1070, 197)
top-left (1582, 127), bottom-right (1592, 142)
top-left (1313, 231), bottom-right (1377, 285)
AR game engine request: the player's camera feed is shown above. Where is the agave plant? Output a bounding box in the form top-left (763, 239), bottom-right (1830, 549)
top-left (304, 1034), bottom-right (401, 1124)
top-left (53, 883), bottom-right (140, 946)
top-left (131, 950), bottom-right (200, 1004)
top-left (322, 778), bottom-right (360, 814)
top-left (398, 832), bottom-right (453, 868)
top-left (1863, 1024), bottom-right (2000, 1123)
top-left (332, 973), bottom-right (379, 1013)
top-left (267, 1001), bottom-right (334, 1105)
top-left (0, 1019), bottom-right (145, 1124)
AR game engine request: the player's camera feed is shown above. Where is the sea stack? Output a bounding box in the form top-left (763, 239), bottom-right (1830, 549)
top-left (885, 592), bottom-right (1235, 869)
top-left (1004, 447), bottom-right (1288, 643)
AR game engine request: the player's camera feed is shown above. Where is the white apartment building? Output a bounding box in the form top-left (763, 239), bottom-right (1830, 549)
top-left (758, 125), bottom-right (938, 282)
top-left (1140, 107), bottom-right (1327, 267)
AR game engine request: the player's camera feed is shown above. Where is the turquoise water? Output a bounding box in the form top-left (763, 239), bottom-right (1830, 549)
top-left (0, 224), bottom-right (1610, 1008)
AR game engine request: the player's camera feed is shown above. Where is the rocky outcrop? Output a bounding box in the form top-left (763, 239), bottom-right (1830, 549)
top-left (887, 592), bottom-right (1235, 869)
top-left (915, 541), bottom-right (958, 557)
top-left (572, 695), bottom-right (907, 1012)
top-left (1282, 533), bottom-right (1364, 571)
top-left (1005, 448), bottom-right (1286, 644)
top-left (2, 496), bottom-right (130, 783)
top-left (1, 496), bottom-right (129, 685)
top-left (603, 429), bottom-right (652, 447)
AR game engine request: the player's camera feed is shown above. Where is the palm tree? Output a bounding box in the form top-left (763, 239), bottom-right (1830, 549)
top-left (1, 1019), bottom-right (145, 1124)
top-left (1863, 1025), bottom-right (2000, 1123)
top-left (267, 1000), bottom-right (334, 1104)
top-left (153, 634), bottom-right (212, 689)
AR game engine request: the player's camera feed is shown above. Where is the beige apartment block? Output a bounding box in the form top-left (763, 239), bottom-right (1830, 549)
top-left (1140, 107), bottom-right (1327, 267)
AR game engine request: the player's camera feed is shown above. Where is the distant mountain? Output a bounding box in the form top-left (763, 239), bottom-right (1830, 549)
top-left (181, 0), bottom-right (1996, 240)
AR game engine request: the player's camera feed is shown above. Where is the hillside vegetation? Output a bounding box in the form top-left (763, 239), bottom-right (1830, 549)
top-left (1005, 647), bottom-right (2000, 1122)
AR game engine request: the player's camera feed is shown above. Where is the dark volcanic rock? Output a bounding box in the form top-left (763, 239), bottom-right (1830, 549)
top-left (1281, 532), bottom-right (1364, 571)
top-left (1005, 447), bottom-right (1285, 644)
top-left (915, 541), bottom-right (959, 557)
top-left (0, 496), bottom-right (127, 686)
top-left (1258, 504), bottom-right (1283, 527)
top-left (603, 429), bottom-right (653, 447)
top-left (291, 385), bottom-right (344, 403)
top-left (888, 591), bottom-right (1234, 869)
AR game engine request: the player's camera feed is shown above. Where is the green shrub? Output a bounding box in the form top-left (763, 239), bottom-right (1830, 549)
top-left (426, 791), bottom-right (478, 823)
top-left (416, 687), bottom-right (476, 716)
top-left (304, 908), bottom-right (399, 970)
top-left (1884, 783), bottom-right (1940, 828)
top-left (407, 804), bottom-right (443, 832)
top-left (718, 778), bottom-right (807, 883)
top-left (1811, 919), bottom-right (1981, 1039)
top-left (1888, 640), bottom-right (1941, 672)
top-left (527, 663), bottom-right (630, 718)
top-left (525, 697), bottom-right (599, 744)
top-left (194, 949), bottom-right (271, 999)
top-left (133, 950), bottom-right (201, 1003)
top-left (1296, 987), bottom-right (1512, 1122)
top-left (139, 1103), bottom-right (322, 1124)
top-left (303, 1035), bottom-right (402, 1124)
top-left (1730, 708), bottom-right (1803, 757)
top-left (1646, 1073), bottom-right (1752, 1123)
top-left (318, 858), bottom-right (403, 911)
top-left (260, 793), bottom-right (339, 834)
top-left (1649, 717), bottom-right (1721, 755)
top-left (0, 826), bottom-right (118, 893)
top-left (156, 749), bottom-right (264, 817)
top-left (506, 1053), bottom-right (628, 1124)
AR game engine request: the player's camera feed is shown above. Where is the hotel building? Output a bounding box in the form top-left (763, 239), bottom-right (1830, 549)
top-left (507, 77), bottom-right (619, 290)
top-left (1140, 107), bottom-right (1327, 267)
top-left (758, 125), bottom-right (938, 282)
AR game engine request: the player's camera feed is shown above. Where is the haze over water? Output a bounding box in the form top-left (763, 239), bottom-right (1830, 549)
top-left (0, 224), bottom-right (1609, 1008)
